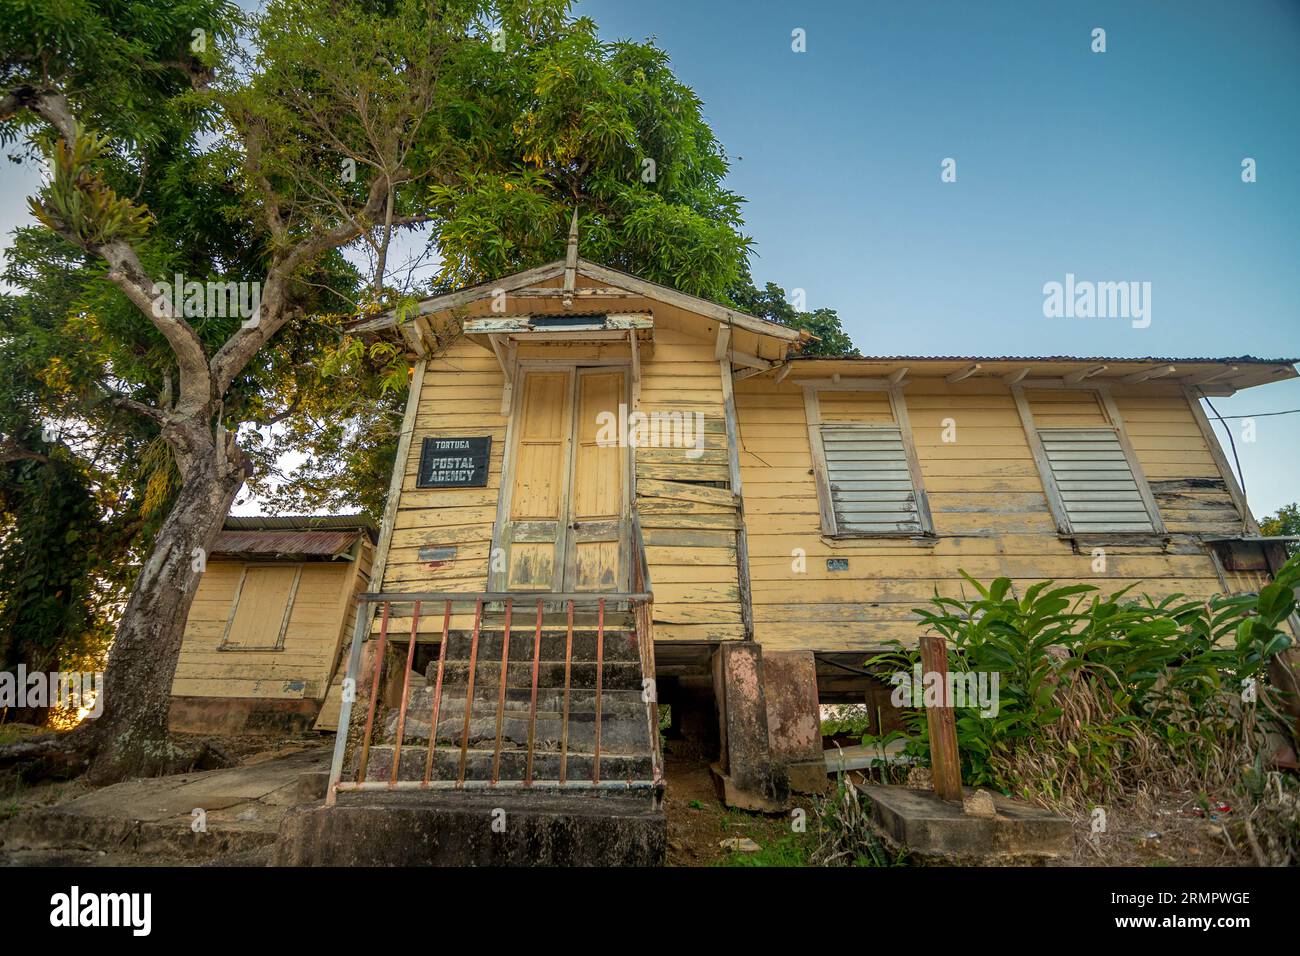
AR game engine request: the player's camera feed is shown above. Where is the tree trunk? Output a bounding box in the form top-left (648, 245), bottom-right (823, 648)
top-left (83, 432), bottom-right (249, 784)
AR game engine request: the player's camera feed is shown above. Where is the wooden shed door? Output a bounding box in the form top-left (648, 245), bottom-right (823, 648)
top-left (501, 367), bottom-right (628, 592)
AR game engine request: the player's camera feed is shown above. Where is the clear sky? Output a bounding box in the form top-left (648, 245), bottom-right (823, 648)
top-left (572, 0), bottom-right (1300, 517)
top-left (2, 0), bottom-right (1297, 516)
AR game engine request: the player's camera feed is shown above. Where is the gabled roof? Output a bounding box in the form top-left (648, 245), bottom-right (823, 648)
top-left (352, 257), bottom-right (805, 344)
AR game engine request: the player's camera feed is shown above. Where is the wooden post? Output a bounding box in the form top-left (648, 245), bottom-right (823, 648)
top-left (919, 634), bottom-right (962, 802)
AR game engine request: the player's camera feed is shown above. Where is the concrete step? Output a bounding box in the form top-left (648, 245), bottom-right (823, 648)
top-left (435, 659), bottom-right (643, 690)
top-left (393, 683), bottom-right (648, 717)
top-left (437, 630), bottom-right (639, 665)
top-left (273, 790), bottom-right (666, 866)
top-left (356, 745), bottom-right (655, 784)
top-left (379, 707), bottom-right (652, 753)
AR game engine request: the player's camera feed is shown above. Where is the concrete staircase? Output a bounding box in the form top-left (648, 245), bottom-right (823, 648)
top-left (278, 600), bottom-right (667, 866)
top-left (355, 619), bottom-right (659, 794)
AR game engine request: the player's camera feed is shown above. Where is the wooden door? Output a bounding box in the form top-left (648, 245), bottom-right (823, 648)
top-left (501, 370), bottom-right (573, 591)
top-left (498, 367), bottom-right (628, 593)
top-left (565, 368), bottom-right (628, 591)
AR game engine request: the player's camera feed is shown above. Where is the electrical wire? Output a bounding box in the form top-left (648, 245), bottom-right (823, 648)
top-left (1208, 408), bottom-right (1300, 419)
top-left (1198, 388), bottom-right (1247, 499)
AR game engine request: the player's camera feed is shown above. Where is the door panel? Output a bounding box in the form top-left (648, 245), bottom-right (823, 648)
top-left (498, 366), bottom-right (628, 594)
top-left (504, 371), bottom-right (573, 591)
top-left (566, 369), bottom-right (628, 591)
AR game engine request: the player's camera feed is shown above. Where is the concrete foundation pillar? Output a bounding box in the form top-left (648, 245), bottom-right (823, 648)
top-left (762, 651), bottom-right (829, 795)
top-left (711, 642), bottom-right (790, 811)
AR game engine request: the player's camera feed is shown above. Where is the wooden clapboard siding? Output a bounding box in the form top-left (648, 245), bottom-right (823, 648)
top-left (385, 335), bottom-right (507, 613)
top-left (1116, 391), bottom-right (1247, 536)
top-left (375, 324), bottom-right (743, 641)
top-left (736, 376), bottom-right (1234, 653)
top-left (634, 326), bottom-right (743, 640)
top-left (172, 548), bottom-right (367, 701)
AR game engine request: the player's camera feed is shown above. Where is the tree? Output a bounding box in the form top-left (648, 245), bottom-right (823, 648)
top-left (250, 15), bottom-right (765, 517)
top-left (1261, 503), bottom-right (1300, 557)
top-left (729, 278), bottom-right (858, 356)
top-left (1, 0), bottom-right (568, 781)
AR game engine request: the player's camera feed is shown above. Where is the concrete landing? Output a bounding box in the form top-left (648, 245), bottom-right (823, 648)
top-left (272, 789), bottom-right (667, 866)
top-left (2, 747), bottom-right (329, 863)
top-left (860, 783), bottom-right (1071, 863)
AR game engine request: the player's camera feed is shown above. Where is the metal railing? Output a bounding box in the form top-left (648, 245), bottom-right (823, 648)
top-left (326, 585), bottom-right (664, 805)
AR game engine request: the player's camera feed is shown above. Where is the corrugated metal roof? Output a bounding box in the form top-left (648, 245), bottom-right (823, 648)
top-left (213, 529), bottom-right (364, 559)
top-left (214, 515), bottom-right (376, 559)
top-left (223, 514), bottom-right (376, 535)
top-left (790, 354), bottom-right (1298, 364)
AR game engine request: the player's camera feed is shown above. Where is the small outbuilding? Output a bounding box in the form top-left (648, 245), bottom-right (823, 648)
top-left (168, 515), bottom-right (375, 735)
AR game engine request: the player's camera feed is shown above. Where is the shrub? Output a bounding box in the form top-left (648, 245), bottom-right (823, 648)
top-left (862, 553), bottom-right (1300, 812)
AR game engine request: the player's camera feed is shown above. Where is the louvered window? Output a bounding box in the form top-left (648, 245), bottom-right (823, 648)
top-left (806, 387), bottom-right (933, 537)
top-left (1038, 429), bottom-right (1156, 533)
top-left (1014, 385), bottom-right (1165, 537)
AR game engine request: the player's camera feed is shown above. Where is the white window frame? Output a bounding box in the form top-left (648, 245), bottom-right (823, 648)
top-left (1012, 382), bottom-right (1166, 538)
top-left (803, 382), bottom-right (934, 538)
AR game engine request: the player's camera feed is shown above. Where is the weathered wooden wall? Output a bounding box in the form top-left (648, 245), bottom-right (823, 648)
top-left (384, 335), bottom-right (507, 604)
top-left (735, 376), bottom-right (1243, 653)
top-left (378, 327), bottom-right (745, 640)
top-left (634, 326), bottom-right (743, 641)
top-left (171, 547), bottom-right (368, 702)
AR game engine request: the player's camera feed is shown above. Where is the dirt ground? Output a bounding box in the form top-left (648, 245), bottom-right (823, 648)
top-left (0, 723), bottom-right (1262, 867)
top-left (661, 745), bottom-right (818, 866)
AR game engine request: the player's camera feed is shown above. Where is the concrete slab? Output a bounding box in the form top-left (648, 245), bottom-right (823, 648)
top-left (2, 747), bottom-right (330, 860)
top-left (272, 789), bottom-right (666, 866)
top-left (860, 783), bottom-right (1072, 863)
top-left (825, 740), bottom-right (913, 772)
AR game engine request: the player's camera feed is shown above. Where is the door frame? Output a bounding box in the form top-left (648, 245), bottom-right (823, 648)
top-left (489, 358), bottom-right (634, 593)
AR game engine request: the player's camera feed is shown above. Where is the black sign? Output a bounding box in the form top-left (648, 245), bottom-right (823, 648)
top-left (416, 436), bottom-right (491, 488)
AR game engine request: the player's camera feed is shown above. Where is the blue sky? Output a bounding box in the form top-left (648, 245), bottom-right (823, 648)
top-left (573, 0), bottom-right (1300, 517)
top-left (2, 0), bottom-right (1297, 516)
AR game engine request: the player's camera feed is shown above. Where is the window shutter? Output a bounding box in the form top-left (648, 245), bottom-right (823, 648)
top-left (223, 564), bottom-right (300, 649)
top-left (1039, 429), bottom-right (1156, 533)
top-left (819, 425), bottom-right (924, 534)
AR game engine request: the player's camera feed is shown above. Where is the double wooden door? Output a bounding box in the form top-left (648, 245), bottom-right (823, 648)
top-left (495, 366), bottom-right (629, 593)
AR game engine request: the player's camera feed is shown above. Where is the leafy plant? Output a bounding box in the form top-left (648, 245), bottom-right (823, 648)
top-left (865, 554), bottom-right (1300, 810)
top-left (811, 777), bottom-right (907, 867)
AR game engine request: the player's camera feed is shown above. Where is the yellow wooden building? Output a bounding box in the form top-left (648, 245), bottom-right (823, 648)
top-left (327, 248), bottom-right (1296, 807)
top-left (169, 516), bottom-right (374, 735)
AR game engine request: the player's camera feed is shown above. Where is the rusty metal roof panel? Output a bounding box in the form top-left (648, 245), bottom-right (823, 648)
top-left (213, 515), bottom-right (376, 559)
top-left (212, 528), bottom-right (365, 560)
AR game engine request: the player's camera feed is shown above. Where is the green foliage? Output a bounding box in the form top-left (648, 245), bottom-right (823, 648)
top-left (811, 779), bottom-right (908, 867)
top-left (729, 279), bottom-right (858, 356)
top-left (717, 833), bottom-right (815, 868)
top-left (1260, 503), bottom-right (1300, 557)
top-left (864, 556), bottom-right (1300, 808)
top-left (0, 434), bottom-right (114, 681)
top-left (424, 14), bottom-right (752, 301)
top-left (820, 704), bottom-right (874, 738)
top-left (29, 129), bottom-right (154, 245)
top-left (0, 0), bottom-right (239, 149)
